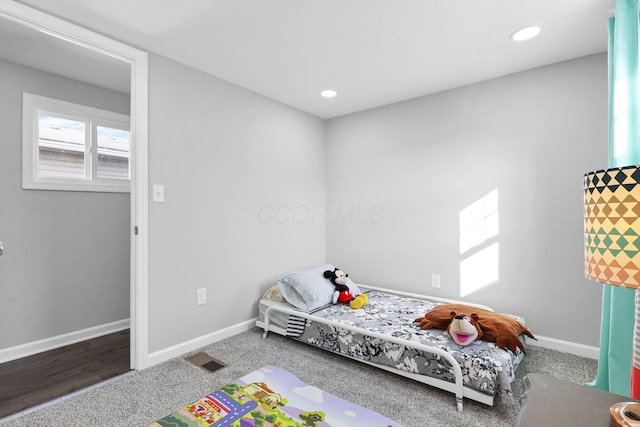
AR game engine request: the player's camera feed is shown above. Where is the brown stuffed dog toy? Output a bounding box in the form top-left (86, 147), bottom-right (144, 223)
top-left (415, 304), bottom-right (535, 353)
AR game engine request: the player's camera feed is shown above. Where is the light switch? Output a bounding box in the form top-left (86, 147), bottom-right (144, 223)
top-left (153, 184), bottom-right (165, 203)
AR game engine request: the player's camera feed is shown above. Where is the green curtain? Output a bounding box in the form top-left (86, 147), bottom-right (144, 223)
top-left (587, 0), bottom-right (639, 396)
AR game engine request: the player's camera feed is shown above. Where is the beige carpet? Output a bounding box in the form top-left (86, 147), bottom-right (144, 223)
top-left (0, 328), bottom-right (597, 427)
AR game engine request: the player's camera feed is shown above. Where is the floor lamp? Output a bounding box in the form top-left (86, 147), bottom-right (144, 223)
top-left (584, 165), bottom-right (640, 423)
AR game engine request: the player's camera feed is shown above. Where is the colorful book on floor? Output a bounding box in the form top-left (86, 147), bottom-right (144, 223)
top-left (148, 365), bottom-right (405, 427)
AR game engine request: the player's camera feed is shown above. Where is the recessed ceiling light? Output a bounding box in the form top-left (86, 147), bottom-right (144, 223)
top-left (320, 89), bottom-right (337, 98)
top-left (510, 26), bottom-right (541, 42)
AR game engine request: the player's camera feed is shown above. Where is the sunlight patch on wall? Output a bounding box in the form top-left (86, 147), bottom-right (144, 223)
top-left (460, 242), bottom-right (500, 297)
top-left (459, 189), bottom-right (499, 297)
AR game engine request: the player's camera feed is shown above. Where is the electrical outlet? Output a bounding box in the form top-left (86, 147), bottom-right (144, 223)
top-left (196, 288), bottom-right (207, 305)
top-left (431, 274), bottom-right (441, 289)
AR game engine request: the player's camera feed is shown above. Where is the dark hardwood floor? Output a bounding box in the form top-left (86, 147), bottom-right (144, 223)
top-left (0, 329), bottom-right (130, 419)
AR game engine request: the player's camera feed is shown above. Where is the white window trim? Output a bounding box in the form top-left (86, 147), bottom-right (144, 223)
top-left (22, 92), bottom-right (131, 193)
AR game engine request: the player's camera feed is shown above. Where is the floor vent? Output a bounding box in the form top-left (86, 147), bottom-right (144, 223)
top-left (185, 352), bottom-right (227, 373)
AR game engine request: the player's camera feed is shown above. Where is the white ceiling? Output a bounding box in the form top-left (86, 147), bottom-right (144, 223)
top-left (0, 16), bottom-right (131, 94)
top-left (7, 0), bottom-right (615, 119)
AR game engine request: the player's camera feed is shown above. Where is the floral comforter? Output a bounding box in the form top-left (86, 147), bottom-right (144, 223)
top-left (288, 291), bottom-right (526, 405)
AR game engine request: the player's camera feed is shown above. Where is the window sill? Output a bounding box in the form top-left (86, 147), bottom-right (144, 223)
top-left (23, 179), bottom-right (130, 193)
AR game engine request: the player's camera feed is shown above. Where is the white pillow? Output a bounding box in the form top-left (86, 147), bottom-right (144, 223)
top-left (277, 263), bottom-right (361, 312)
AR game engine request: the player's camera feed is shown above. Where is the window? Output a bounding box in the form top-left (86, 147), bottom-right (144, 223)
top-left (23, 93), bottom-right (130, 192)
top-left (459, 189), bottom-right (500, 296)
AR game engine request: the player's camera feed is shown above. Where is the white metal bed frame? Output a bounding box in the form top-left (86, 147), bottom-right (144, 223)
top-left (257, 284), bottom-right (502, 411)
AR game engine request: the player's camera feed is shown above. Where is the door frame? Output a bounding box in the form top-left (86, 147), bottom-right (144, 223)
top-left (0, 0), bottom-right (149, 369)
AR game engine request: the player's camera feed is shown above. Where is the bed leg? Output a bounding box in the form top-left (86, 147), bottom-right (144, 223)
top-left (262, 330), bottom-right (269, 339)
top-left (456, 396), bottom-right (463, 412)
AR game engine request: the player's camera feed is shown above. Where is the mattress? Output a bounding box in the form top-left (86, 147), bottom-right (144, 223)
top-left (259, 290), bottom-right (526, 405)
top-left (257, 298), bottom-right (294, 330)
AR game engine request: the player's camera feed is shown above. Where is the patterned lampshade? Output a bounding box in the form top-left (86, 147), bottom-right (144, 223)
top-left (584, 165), bottom-right (640, 288)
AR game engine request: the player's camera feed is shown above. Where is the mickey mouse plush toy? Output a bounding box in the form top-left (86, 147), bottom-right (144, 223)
top-left (323, 268), bottom-right (368, 309)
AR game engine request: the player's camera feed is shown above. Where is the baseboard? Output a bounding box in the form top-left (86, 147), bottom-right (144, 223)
top-left (528, 334), bottom-right (599, 359)
top-left (0, 319), bottom-right (130, 364)
top-left (145, 318), bottom-right (256, 368)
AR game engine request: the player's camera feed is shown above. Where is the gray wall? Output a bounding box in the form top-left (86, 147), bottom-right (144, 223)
top-left (2, 51), bottom-right (610, 355)
top-left (147, 54), bottom-right (326, 353)
top-left (325, 53), bottom-right (608, 347)
top-left (0, 59), bottom-right (130, 349)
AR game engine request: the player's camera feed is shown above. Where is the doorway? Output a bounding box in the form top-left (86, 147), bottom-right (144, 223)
top-left (0, 1), bottom-right (149, 416)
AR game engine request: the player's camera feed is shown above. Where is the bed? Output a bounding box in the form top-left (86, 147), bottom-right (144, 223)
top-left (148, 365), bottom-right (405, 426)
top-left (256, 264), bottom-right (530, 412)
